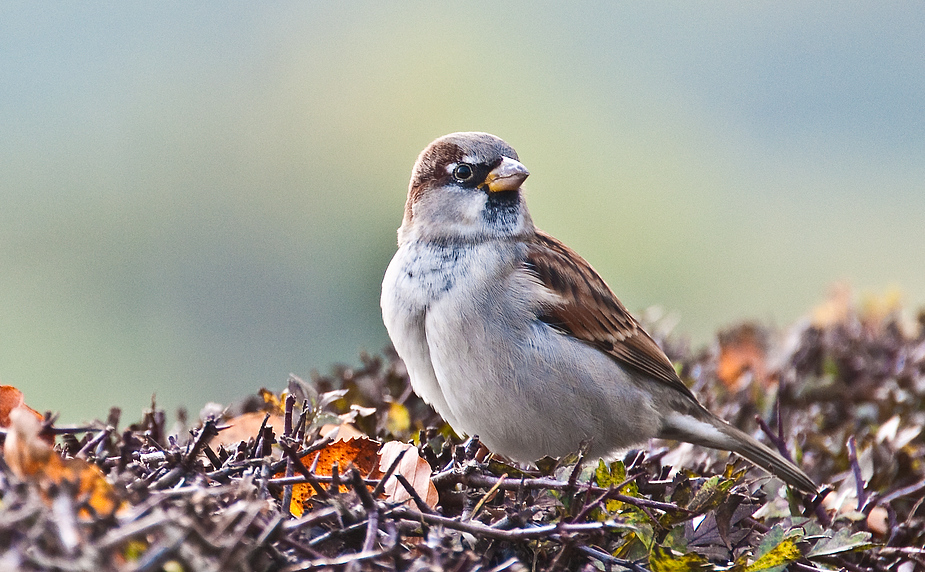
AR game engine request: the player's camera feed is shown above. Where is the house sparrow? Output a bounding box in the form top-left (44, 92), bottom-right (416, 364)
top-left (381, 132), bottom-right (817, 492)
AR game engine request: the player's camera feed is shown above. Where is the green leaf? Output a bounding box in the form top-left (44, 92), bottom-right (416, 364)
top-left (753, 524), bottom-right (804, 558)
top-left (740, 523), bottom-right (805, 572)
top-left (685, 475), bottom-right (734, 515)
top-left (594, 458), bottom-right (626, 488)
top-left (613, 515), bottom-right (657, 559)
top-left (593, 459), bottom-right (639, 514)
top-left (807, 528), bottom-right (875, 558)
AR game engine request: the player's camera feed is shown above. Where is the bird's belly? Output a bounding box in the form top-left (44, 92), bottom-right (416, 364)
top-left (426, 292), bottom-right (662, 461)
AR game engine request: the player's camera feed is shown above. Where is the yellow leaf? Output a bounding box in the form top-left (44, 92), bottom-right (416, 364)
top-left (649, 545), bottom-right (710, 572)
top-left (259, 388), bottom-right (285, 414)
top-left (745, 538), bottom-right (802, 572)
top-left (385, 402), bottom-right (411, 435)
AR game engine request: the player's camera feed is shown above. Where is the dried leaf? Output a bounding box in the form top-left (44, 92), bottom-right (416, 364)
top-left (4, 406), bottom-right (55, 477)
top-left (212, 411), bottom-right (284, 448)
top-left (0, 385), bottom-right (43, 427)
top-left (276, 436), bottom-right (382, 516)
top-left (717, 324), bottom-right (769, 389)
top-left (319, 422), bottom-right (365, 441)
top-left (4, 407), bottom-right (121, 515)
top-left (377, 441), bottom-right (438, 508)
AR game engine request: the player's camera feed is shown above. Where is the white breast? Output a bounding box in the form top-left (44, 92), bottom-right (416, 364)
top-left (382, 238), bottom-right (661, 461)
top-left (381, 240), bottom-right (520, 428)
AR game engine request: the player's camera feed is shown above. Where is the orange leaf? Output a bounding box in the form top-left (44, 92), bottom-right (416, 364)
top-left (377, 441), bottom-right (438, 508)
top-left (275, 436), bottom-right (382, 516)
top-left (0, 385), bottom-right (43, 427)
top-left (717, 324), bottom-right (770, 389)
top-left (4, 406), bottom-right (55, 477)
top-left (4, 407), bottom-right (121, 515)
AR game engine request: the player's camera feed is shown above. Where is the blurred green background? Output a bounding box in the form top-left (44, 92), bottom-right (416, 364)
top-left (2, 3), bottom-right (923, 423)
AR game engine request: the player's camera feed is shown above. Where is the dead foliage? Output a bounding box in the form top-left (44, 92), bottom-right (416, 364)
top-left (1, 293), bottom-right (924, 571)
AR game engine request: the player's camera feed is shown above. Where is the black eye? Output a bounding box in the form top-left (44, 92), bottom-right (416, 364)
top-left (453, 163), bottom-right (474, 182)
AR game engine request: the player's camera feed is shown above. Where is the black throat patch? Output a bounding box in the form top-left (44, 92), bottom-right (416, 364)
top-left (483, 190), bottom-right (521, 229)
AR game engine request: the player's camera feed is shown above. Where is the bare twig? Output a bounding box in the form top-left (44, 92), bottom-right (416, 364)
top-left (847, 435), bottom-right (867, 511)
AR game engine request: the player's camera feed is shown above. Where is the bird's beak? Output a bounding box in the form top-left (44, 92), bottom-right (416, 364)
top-left (484, 157), bottom-right (530, 193)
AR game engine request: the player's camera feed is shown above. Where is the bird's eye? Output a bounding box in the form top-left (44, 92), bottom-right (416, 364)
top-left (453, 163), bottom-right (474, 182)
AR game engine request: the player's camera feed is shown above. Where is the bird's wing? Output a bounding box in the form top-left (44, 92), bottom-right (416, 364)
top-left (524, 230), bottom-right (697, 401)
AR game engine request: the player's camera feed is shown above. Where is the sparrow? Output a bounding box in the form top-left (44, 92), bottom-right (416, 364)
top-left (380, 132), bottom-right (817, 492)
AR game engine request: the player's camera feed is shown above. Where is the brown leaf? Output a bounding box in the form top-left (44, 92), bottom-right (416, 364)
top-left (377, 441), bottom-right (438, 508)
top-left (212, 411), bottom-right (285, 448)
top-left (4, 406), bottom-right (55, 478)
top-left (319, 422), bottom-right (366, 441)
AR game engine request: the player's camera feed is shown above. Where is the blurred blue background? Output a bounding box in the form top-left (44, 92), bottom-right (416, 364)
top-left (2, 3), bottom-right (924, 422)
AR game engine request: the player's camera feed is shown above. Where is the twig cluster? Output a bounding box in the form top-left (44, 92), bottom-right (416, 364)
top-left (1, 301), bottom-right (924, 570)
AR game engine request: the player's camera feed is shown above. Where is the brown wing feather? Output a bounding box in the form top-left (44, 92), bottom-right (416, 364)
top-left (525, 230), bottom-right (697, 401)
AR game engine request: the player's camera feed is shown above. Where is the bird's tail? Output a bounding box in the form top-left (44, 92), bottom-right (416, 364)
top-left (661, 412), bottom-right (818, 493)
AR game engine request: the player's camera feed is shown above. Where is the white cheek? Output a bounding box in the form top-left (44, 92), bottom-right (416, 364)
top-left (459, 193), bottom-right (486, 223)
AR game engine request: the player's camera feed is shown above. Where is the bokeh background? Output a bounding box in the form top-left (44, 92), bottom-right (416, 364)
top-left (2, 3), bottom-right (924, 422)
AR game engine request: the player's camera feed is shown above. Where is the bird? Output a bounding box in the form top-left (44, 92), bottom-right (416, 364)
top-left (380, 132), bottom-right (818, 492)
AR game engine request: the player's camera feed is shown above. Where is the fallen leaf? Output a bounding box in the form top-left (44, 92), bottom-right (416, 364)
top-left (319, 422), bottom-right (365, 441)
top-left (4, 406), bottom-right (55, 477)
top-left (211, 411), bottom-right (284, 448)
top-left (649, 545), bottom-right (710, 572)
top-left (4, 407), bottom-right (121, 515)
top-left (276, 436), bottom-right (382, 516)
top-left (717, 324), bottom-right (770, 389)
top-left (594, 459), bottom-right (636, 514)
top-left (744, 524), bottom-right (804, 572)
top-left (377, 441), bottom-right (438, 508)
top-left (0, 385), bottom-right (43, 427)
